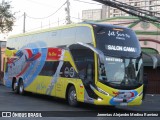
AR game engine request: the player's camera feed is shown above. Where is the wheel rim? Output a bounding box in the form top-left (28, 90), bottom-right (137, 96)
top-left (19, 82), bottom-right (24, 93)
top-left (13, 82), bottom-right (17, 90)
top-left (69, 90), bottom-right (77, 103)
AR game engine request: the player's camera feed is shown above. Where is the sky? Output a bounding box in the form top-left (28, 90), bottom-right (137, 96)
top-left (2, 0), bottom-right (102, 37)
top-left (0, 0), bottom-right (102, 40)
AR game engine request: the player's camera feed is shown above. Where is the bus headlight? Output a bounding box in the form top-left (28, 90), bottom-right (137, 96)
top-left (97, 87), bottom-right (109, 96)
top-left (97, 97), bottom-right (102, 101)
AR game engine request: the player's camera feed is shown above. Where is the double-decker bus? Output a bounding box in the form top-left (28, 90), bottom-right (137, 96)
top-left (4, 23), bottom-right (148, 106)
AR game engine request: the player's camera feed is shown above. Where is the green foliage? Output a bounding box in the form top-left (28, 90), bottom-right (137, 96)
top-left (0, 0), bottom-right (15, 33)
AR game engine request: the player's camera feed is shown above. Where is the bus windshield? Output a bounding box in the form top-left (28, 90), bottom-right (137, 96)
top-left (98, 56), bottom-right (143, 89)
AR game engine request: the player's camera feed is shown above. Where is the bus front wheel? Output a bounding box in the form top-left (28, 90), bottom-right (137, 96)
top-left (68, 86), bottom-right (78, 106)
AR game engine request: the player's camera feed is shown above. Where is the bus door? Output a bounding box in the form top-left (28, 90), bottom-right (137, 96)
top-left (69, 44), bottom-right (96, 98)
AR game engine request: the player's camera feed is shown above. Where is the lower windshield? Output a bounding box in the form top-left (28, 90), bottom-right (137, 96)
top-left (98, 56), bottom-right (143, 89)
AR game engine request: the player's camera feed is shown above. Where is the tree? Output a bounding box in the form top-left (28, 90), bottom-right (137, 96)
top-left (0, 0), bottom-right (15, 33)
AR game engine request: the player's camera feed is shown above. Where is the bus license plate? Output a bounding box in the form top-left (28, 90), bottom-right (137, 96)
top-left (120, 103), bottom-right (128, 106)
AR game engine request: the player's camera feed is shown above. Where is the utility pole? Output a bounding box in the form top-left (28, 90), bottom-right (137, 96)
top-left (23, 12), bottom-right (26, 33)
top-left (65, 0), bottom-right (71, 24)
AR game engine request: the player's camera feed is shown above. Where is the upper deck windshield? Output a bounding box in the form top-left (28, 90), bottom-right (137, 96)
top-left (93, 24), bottom-right (141, 58)
top-left (93, 24), bottom-right (143, 89)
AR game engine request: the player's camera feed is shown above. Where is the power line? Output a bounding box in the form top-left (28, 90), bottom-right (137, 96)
top-left (93, 0), bottom-right (160, 23)
top-left (73, 0), bottom-right (102, 5)
top-left (26, 19), bottom-right (66, 32)
top-left (71, 16), bottom-right (142, 26)
top-left (26, 1), bottom-right (67, 19)
top-left (15, 14), bottom-right (24, 21)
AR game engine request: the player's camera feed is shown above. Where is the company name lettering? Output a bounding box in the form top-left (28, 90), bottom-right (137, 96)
top-left (106, 45), bottom-right (136, 52)
top-left (108, 30), bottom-right (130, 40)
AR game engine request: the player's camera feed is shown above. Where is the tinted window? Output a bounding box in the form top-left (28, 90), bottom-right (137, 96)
top-left (39, 61), bottom-right (59, 76)
top-left (93, 25), bottom-right (141, 58)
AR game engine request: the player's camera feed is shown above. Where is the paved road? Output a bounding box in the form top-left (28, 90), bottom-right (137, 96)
top-left (0, 84), bottom-right (159, 120)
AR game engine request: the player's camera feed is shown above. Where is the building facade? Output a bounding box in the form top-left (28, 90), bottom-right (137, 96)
top-left (82, 9), bottom-right (102, 20)
top-left (102, 0), bottom-right (160, 19)
top-left (82, 0), bottom-right (160, 20)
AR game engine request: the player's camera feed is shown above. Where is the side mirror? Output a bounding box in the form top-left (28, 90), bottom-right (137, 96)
top-left (150, 55), bottom-right (158, 69)
top-left (142, 52), bottom-right (158, 69)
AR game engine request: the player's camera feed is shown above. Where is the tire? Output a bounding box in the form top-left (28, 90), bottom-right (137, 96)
top-left (68, 86), bottom-right (78, 106)
top-left (18, 80), bottom-right (25, 95)
top-left (12, 79), bottom-right (19, 94)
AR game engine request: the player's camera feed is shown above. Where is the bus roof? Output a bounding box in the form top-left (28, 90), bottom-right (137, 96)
top-left (9, 22), bottom-right (130, 39)
top-left (9, 23), bottom-right (90, 39)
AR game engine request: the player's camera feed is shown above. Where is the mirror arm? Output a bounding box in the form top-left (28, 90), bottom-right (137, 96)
top-left (77, 42), bottom-right (105, 63)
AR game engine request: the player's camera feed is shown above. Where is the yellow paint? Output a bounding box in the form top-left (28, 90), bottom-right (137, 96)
top-left (5, 49), bottom-right (17, 57)
top-left (96, 82), bottom-right (119, 96)
top-left (36, 76), bottom-right (52, 94)
top-left (92, 82), bottom-right (143, 105)
top-left (25, 78), bottom-right (38, 93)
top-left (93, 89), bottom-right (112, 105)
top-left (53, 77), bottom-right (84, 102)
